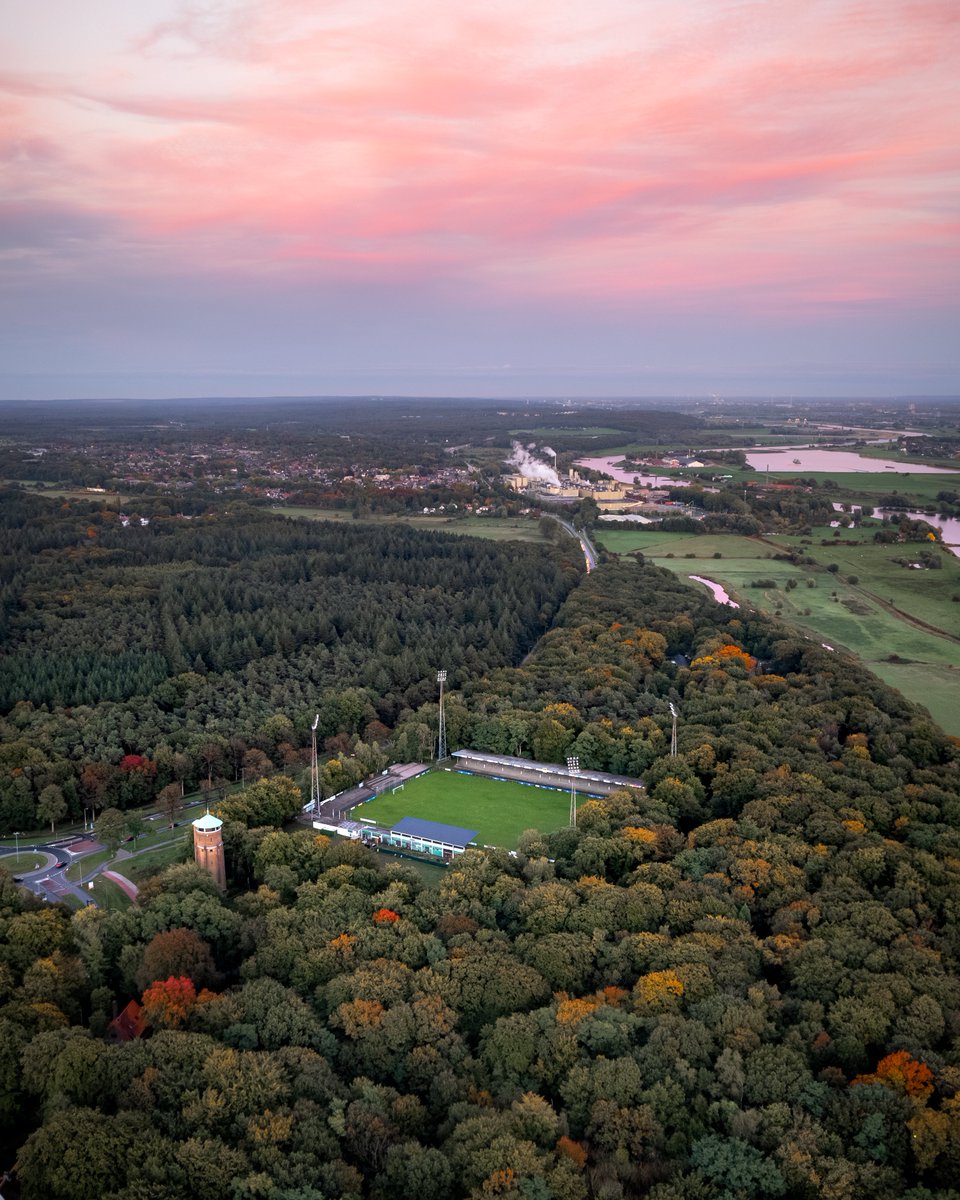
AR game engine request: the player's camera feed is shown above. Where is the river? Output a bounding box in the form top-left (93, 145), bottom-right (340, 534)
top-left (740, 446), bottom-right (957, 475)
top-left (576, 456), bottom-right (695, 487)
top-left (689, 576), bottom-right (739, 608)
top-left (578, 448), bottom-right (957, 483)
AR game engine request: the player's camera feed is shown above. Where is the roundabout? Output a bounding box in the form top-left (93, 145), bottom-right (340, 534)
top-left (0, 849), bottom-right (56, 876)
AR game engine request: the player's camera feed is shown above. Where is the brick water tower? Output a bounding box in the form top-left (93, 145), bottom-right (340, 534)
top-left (192, 811), bottom-right (226, 891)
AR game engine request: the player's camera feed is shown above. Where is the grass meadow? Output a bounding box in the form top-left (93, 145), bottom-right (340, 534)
top-left (122, 837), bottom-right (191, 884)
top-left (728, 471), bottom-right (958, 504)
top-left (0, 851), bottom-right (49, 873)
top-left (270, 507), bottom-right (550, 543)
top-left (594, 525), bottom-right (960, 734)
top-left (87, 875), bottom-right (133, 911)
top-left (350, 769), bottom-right (575, 849)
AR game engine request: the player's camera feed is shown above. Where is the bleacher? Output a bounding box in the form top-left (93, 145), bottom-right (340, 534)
top-left (449, 750), bottom-right (644, 797)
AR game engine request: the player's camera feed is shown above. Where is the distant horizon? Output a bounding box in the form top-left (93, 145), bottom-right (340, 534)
top-left (2, 391), bottom-right (960, 407)
top-left (2, 379), bottom-right (959, 406)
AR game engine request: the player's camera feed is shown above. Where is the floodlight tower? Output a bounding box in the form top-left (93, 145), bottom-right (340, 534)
top-left (437, 670), bottom-right (447, 761)
top-left (567, 756), bottom-right (580, 827)
top-left (310, 714), bottom-right (321, 817)
top-left (668, 702), bottom-right (678, 757)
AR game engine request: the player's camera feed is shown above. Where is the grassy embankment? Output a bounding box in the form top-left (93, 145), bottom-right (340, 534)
top-left (121, 838), bottom-right (191, 883)
top-left (86, 875), bottom-right (133, 911)
top-left (595, 525), bottom-right (960, 735)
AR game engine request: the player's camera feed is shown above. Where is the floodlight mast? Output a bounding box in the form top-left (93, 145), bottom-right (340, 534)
top-left (668, 702), bottom-right (678, 757)
top-left (567, 756), bottom-right (580, 827)
top-left (310, 714), bottom-right (321, 817)
top-left (437, 671), bottom-right (447, 762)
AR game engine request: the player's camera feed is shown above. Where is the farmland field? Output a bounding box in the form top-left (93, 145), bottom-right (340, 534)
top-left (721, 471), bottom-right (957, 504)
top-left (593, 526), bottom-right (960, 734)
top-left (350, 769), bottom-right (576, 849)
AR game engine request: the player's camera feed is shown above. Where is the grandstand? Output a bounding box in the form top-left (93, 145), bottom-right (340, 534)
top-left (381, 816), bottom-right (478, 860)
top-left (450, 750), bottom-right (644, 797)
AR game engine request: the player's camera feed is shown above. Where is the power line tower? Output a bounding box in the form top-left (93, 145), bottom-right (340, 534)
top-left (668, 703), bottom-right (678, 757)
top-left (567, 755), bottom-right (580, 827)
top-left (310, 713), bottom-right (321, 817)
top-left (436, 670), bottom-right (447, 761)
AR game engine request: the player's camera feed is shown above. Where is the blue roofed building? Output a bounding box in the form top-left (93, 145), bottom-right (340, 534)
top-left (385, 816), bottom-right (478, 859)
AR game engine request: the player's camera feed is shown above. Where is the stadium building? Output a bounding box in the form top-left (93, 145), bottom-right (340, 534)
top-left (379, 816), bottom-right (478, 860)
top-left (450, 750), bottom-right (644, 796)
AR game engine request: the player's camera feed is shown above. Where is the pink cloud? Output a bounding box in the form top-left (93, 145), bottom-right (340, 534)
top-left (2, 0), bottom-right (957, 317)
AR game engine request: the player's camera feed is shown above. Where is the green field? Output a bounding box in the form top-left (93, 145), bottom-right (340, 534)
top-left (63, 829), bottom-right (190, 886)
top-left (1, 480), bottom-right (132, 503)
top-left (66, 848), bottom-right (113, 883)
top-left (351, 770), bottom-right (576, 849)
top-left (510, 426), bottom-right (626, 438)
top-left (88, 875), bottom-right (132, 911)
top-left (597, 530), bottom-right (769, 559)
top-left (726, 471), bottom-right (957, 504)
top-left (0, 851), bottom-right (49, 873)
top-left (122, 837), bottom-right (191, 884)
top-left (271, 507), bottom-right (549, 543)
top-left (594, 526), bottom-right (960, 734)
top-left (773, 473), bottom-right (959, 503)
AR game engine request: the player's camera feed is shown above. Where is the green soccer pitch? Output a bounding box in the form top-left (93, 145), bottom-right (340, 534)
top-left (350, 769), bottom-right (577, 849)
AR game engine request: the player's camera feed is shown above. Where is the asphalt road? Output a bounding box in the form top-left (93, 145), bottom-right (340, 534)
top-left (547, 515), bottom-right (598, 572)
top-left (2, 827), bottom-right (182, 907)
top-left (1, 838), bottom-right (97, 905)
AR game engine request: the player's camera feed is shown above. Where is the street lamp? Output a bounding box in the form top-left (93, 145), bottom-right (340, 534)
top-left (668, 703), bottom-right (678, 757)
top-left (310, 714), bottom-right (321, 818)
top-left (566, 756), bottom-right (580, 827)
top-left (13, 831), bottom-right (20, 863)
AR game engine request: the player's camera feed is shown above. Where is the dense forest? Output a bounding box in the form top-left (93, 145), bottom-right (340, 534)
top-left (2, 528), bottom-right (960, 1197)
top-left (0, 492), bottom-right (581, 831)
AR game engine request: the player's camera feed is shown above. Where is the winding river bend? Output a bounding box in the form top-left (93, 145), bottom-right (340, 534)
top-left (688, 576), bottom-right (739, 608)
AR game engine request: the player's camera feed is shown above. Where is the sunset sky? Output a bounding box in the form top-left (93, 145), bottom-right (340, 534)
top-left (2, 0), bottom-right (958, 399)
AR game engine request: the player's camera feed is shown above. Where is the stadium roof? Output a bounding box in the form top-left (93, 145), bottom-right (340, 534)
top-left (451, 750), bottom-right (644, 789)
top-left (390, 816), bottom-right (478, 847)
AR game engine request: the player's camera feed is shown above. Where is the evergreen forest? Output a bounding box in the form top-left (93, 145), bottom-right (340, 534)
top-left (0, 491), bottom-right (580, 830)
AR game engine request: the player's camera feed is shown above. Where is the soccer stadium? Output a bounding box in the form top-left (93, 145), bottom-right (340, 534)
top-left (348, 753), bottom-right (644, 852)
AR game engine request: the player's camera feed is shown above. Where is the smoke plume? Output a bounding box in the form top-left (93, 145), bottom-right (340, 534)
top-left (505, 441), bottom-right (561, 486)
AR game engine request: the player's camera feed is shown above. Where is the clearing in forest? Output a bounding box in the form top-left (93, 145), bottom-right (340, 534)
top-left (349, 768), bottom-right (575, 849)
